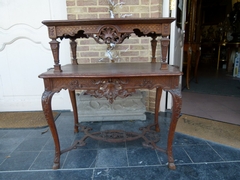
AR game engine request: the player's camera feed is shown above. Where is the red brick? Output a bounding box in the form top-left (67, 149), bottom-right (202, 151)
top-left (91, 58), bottom-right (107, 63)
top-left (127, 13), bottom-right (140, 18)
top-left (139, 50), bottom-right (150, 57)
top-left (141, 13), bottom-right (150, 18)
top-left (130, 57), bottom-right (149, 62)
top-left (77, 46), bottom-right (89, 51)
top-left (114, 45), bottom-right (130, 51)
top-left (123, 57), bottom-right (130, 62)
top-left (122, 39), bottom-right (139, 44)
top-left (141, 39), bottom-right (150, 44)
top-left (151, 0), bottom-right (159, 5)
top-left (77, 0), bottom-right (97, 6)
top-left (141, 0), bottom-right (150, 5)
top-left (130, 45), bottom-right (149, 50)
top-left (99, 14), bottom-right (111, 18)
top-left (66, 1), bottom-right (75, 6)
top-left (78, 14), bottom-right (98, 19)
top-left (120, 6), bottom-right (130, 12)
top-left (80, 52), bottom-right (99, 57)
top-left (99, 0), bottom-right (109, 5)
top-left (151, 5), bottom-right (159, 11)
top-left (88, 7), bottom-right (108, 13)
top-left (67, 14), bottom-right (76, 20)
top-left (151, 12), bottom-right (160, 18)
top-left (79, 39), bottom-right (97, 45)
top-left (125, 0), bottom-right (140, 5)
top-left (77, 58), bottom-right (90, 64)
top-left (159, 0), bottom-right (163, 6)
top-left (99, 51), bottom-right (106, 57)
top-left (120, 51), bottom-right (139, 56)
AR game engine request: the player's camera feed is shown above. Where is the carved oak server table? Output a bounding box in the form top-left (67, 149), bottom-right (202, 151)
top-left (39, 18), bottom-right (182, 170)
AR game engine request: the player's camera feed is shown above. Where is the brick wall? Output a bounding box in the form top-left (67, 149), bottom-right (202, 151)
top-left (66, 0), bottom-right (163, 111)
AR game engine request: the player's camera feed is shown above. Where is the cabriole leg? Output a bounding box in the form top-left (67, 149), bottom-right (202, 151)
top-left (41, 90), bottom-right (60, 169)
top-left (167, 88), bottom-right (182, 170)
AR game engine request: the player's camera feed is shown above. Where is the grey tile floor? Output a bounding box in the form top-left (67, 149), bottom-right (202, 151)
top-left (1, 111), bottom-right (240, 179)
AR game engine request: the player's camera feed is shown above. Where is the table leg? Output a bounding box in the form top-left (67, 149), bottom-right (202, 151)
top-left (68, 90), bottom-right (79, 133)
top-left (154, 88), bottom-right (162, 132)
top-left (41, 90), bottom-right (61, 169)
top-left (167, 88), bottom-right (182, 170)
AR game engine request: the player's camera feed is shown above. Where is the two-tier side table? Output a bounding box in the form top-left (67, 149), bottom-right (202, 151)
top-left (39, 18), bottom-right (182, 170)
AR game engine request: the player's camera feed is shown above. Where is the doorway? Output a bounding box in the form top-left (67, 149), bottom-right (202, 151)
top-left (182, 0), bottom-right (236, 89)
top-left (181, 0), bottom-right (240, 125)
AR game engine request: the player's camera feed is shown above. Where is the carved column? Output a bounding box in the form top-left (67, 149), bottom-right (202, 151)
top-left (160, 37), bottom-right (170, 70)
top-left (160, 23), bottom-right (171, 70)
top-left (151, 36), bottom-right (157, 63)
top-left (70, 39), bottom-right (78, 65)
top-left (49, 39), bottom-right (62, 72)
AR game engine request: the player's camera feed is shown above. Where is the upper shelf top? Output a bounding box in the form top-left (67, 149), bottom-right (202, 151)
top-left (42, 18), bottom-right (175, 26)
top-left (42, 18), bottom-right (176, 40)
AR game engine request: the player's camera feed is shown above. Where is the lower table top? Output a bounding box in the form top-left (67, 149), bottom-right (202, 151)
top-left (39, 62), bottom-right (182, 78)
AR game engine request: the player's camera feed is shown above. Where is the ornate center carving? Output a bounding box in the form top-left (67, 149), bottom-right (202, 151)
top-left (92, 26), bottom-right (131, 44)
top-left (70, 80), bottom-right (82, 89)
top-left (85, 79), bottom-right (134, 103)
top-left (139, 79), bottom-right (154, 89)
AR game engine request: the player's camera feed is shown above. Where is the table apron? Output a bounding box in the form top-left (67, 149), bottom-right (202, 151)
top-left (42, 76), bottom-right (180, 92)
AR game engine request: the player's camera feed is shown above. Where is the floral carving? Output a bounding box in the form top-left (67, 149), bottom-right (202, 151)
top-left (139, 79), bottom-right (154, 89)
top-left (85, 79), bottom-right (134, 103)
top-left (92, 26), bottom-right (131, 44)
top-left (69, 80), bottom-right (82, 89)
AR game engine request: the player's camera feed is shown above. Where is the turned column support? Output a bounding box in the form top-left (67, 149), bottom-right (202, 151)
top-left (49, 39), bottom-right (62, 72)
top-left (151, 35), bottom-right (157, 63)
top-left (160, 37), bottom-right (170, 70)
top-left (70, 39), bottom-right (78, 65)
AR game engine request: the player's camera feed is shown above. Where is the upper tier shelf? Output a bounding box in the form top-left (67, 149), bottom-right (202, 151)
top-left (42, 18), bottom-right (175, 39)
top-left (42, 18), bottom-right (175, 41)
top-left (42, 18), bottom-right (175, 72)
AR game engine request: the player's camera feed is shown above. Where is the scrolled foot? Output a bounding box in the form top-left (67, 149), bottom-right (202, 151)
top-left (74, 127), bottom-right (79, 133)
top-left (52, 162), bottom-right (60, 169)
top-left (168, 162), bottom-right (176, 170)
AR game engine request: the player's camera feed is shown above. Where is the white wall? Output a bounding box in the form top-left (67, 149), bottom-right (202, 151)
top-left (0, 0), bottom-right (71, 111)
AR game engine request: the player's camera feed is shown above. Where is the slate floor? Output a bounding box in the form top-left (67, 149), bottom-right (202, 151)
top-left (1, 111), bottom-right (240, 180)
